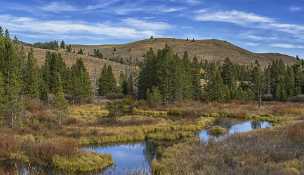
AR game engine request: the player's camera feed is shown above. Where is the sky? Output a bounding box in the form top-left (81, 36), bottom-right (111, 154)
top-left (0, 0), bottom-right (303, 57)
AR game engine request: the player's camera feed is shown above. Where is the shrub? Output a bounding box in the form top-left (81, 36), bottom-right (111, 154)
top-left (106, 98), bottom-right (135, 117)
top-left (0, 134), bottom-right (19, 159)
top-left (287, 123), bottom-right (304, 144)
top-left (25, 138), bottom-right (78, 165)
top-left (209, 126), bottom-right (227, 136)
top-left (147, 87), bottom-right (162, 107)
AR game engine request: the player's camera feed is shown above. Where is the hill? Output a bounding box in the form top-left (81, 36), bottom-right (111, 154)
top-left (71, 38), bottom-right (296, 66)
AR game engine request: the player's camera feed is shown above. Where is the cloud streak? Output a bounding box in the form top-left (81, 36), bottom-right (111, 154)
top-left (0, 14), bottom-right (170, 41)
top-left (195, 10), bottom-right (304, 38)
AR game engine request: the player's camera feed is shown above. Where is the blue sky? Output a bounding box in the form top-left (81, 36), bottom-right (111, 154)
top-left (0, 0), bottom-right (303, 57)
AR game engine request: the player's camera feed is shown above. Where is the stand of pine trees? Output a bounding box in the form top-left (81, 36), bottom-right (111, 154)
top-left (138, 47), bottom-right (304, 104)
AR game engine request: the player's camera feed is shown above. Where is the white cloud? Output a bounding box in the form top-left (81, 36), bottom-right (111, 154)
top-left (289, 6), bottom-right (302, 12)
top-left (123, 18), bottom-right (172, 31)
top-left (41, 2), bottom-right (79, 13)
top-left (195, 10), bottom-right (274, 25)
top-left (270, 43), bottom-right (304, 49)
top-left (195, 9), bottom-right (304, 38)
top-left (0, 14), bottom-right (170, 40)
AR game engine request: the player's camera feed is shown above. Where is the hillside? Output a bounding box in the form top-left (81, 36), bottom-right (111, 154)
top-left (72, 38), bottom-right (296, 66)
top-left (24, 46), bottom-right (135, 81)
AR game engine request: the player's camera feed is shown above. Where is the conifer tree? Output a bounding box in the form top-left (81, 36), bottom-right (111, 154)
top-left (0, 26), bottom-right (3, 36)
top-left (0, 35), bottom-right (23, 128)
top-left (137, 48), bottom-right (158, 99)
top-left (250, 60), bottom-right (264, 107)
top-left (54, 74), bottom-right (68, 126)
top-left (191, 56), bottom-right (202, 100)
top-left (69, 58), bottom-right (92, 103)
top-left (60, 40), bottom-right (65, 49)
top-left (206, 63), bottom-right (225, 101)
top-left (23, 48), bottom-right (39, 98)
top-left (146, 87), bottom-right (162, 107)
top-left (222, 57), bottom-right (237, 100)
top-left (97, 65), bottom-right (117, 96)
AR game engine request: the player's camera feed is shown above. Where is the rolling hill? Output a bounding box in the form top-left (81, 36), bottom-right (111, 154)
top-left (26, 38), bottom-right (297, 82)
top-left (72, 38), bottom-right (296, 66)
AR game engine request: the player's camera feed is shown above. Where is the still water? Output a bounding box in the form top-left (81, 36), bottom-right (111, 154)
top-left (12, 120), bottom-right (271, 175)
top-left (87, 120), bottom-right (271, 174)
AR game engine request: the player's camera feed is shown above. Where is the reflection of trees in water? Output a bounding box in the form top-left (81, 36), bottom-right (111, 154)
top-left (143, 141), bottom-right (157, 163)
top-left (251, 121), bottom-right (262, 129)
top-left (214, 118), bottom-right (240, 130)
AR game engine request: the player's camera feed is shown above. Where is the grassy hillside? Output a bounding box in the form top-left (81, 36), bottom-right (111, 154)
top-left (72, 38), bottom-right (296, 66)
top-left (24, 46), bottom-right (136, 81)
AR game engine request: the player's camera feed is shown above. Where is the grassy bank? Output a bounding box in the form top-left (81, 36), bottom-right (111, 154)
top-left (152, 121), bottom-right (304, 175)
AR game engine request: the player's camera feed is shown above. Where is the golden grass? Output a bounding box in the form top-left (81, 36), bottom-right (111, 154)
top-left (69, 104), bottom-right (108, 123)
top-left (52, 152), bottom-right (113, 173)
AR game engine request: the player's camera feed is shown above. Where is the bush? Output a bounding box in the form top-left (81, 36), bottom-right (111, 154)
top-left (0, 134), bottom-right (19, 159)
top-left (209, 126), bottom-right (227, 136)
top-left (287, 123), bottom-right (304, 144)
top-left (106, 98), bottom-right (135, 117)
top-left (147, 87), bottom-right (162, 107)
top-left (25, 138), bottom-right (78, 165)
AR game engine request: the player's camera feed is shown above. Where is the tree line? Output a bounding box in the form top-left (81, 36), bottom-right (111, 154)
top-left (137, 45), bottom-right (304, 105)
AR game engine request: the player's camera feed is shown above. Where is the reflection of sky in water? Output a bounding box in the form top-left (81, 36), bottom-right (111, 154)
top-left (85, 143), bottom-right (151, 175)
top-left (199, 121), bottom-right (272, 143)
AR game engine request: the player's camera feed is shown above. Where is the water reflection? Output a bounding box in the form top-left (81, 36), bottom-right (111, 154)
top-left (84, 142), bottom-right (156, 175)
top-left (199, 120), bottom-right (271, 142)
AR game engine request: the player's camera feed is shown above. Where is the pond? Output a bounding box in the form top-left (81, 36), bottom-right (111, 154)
top-left (11, 120), bottom-right (271, 175)
top-left (84, 142), bottom-right (155, 175)
top-left (199, 120), bottom-right (272, 142)
top-left (86, 120), bottom-right (272, 175)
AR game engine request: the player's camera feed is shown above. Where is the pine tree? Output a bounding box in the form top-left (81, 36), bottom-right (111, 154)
top-left (0, 73), bottom-right (5, 126)
top-left (97, 65), bottom-right (117, 96)
top-left (0, 26), bottom-right (3, 36)
top-left (192, 57), bottom-right (202, 100)
top-left (5, 29), bottom-right (9, 39)
top-left (60, 40), bottom-right (65, 49)
top-left (0, 35), bottom-right (23, 128)
top-left (23, 48), bottom-right (39, 98)
top-left (250, 60), bottom-right (264, 107)
top-left (222, 57), bottom-right (237, 100)
top-left (206, 63), bottom-right (225, 101)
top-left (54, 74), bottom-right (68, 126)
top-left (181, 51), bottom-right (193, 100)
top-left (138, 48), bottom-right (158, 99)
top-left (69, 58), bottom-right (92, 103)
top-left (146, 87), bottom-right (162, 107)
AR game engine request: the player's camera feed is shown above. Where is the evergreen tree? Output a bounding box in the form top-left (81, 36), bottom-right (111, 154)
top-left (222, 57), bottom-right (237, 100)
top-left (53, 74), bottom-right (68, 126)
top-left (250, 60), bottom-right (264, 107)
top-left (206, 63), bottom-right (226, 101)
top-left (0, 35), bottom-right (23, 128)
top-left (181, 51), bottom-right (193, 100)
top-left (23, 48), bottom-right (39, 98)
top-left (191, 56), bottom-right (202, 100)
top-left (97, 65), bottom-right (117, 96)
top-left (69, 58), bottom-right (92, 103)
top-left (146, 87), bottom-right (162, 107)
top-left (42, 52), bottom-right (68, 93)
top-left (60, 40), bottom-right (65, 49)
top-left (0, 26), bottom-right (3, 37)
top-left (137, 48), bottom-right (158, 99)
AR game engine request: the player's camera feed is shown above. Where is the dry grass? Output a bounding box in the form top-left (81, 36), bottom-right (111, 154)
top-left (153, 121), bottom-right (304, 175)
